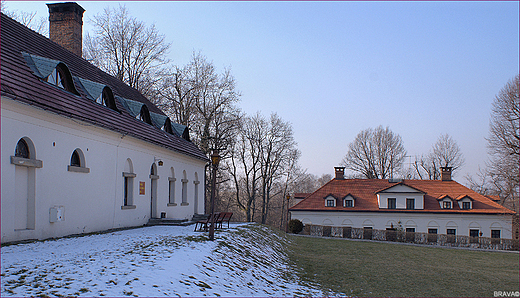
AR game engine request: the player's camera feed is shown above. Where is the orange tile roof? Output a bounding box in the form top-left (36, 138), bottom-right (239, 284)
top-left (289, 178), bottom-right (515, 215)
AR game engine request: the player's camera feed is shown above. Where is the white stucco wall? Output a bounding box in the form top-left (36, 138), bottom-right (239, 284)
top-left (291, 210), bottom-right (514, 239)
top-left (1, 98), bottom-right (207, 243)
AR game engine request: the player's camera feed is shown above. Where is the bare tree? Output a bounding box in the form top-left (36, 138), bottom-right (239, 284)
top-left (158, 52), bottom-right (241, 155)
top-left (341, 126), bottom-right (406, 179)
top-left (432, 133), bottom-right (465, 171)
top-left (486, 75), bottom-right (519, 211)
top-left (83, 5), bottom-right (170, 100)
top-left (2, 3), bottom-right (48, 36)
top-left (410, 134), bottom-right (464, 180)
top-left (258, 113), bottom-right (300, 224)
top-left (227, 114), bottom-right (263, 222)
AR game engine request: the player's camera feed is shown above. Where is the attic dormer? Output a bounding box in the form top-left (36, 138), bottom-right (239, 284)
top-left (376, 182), bottom-right (425, 210)
top-left (343, 194), bottom-right (355, 208)
top-left (22, 52), bottom-right (79, 95)
top-left (437, 195), bottom-right (455, 209)
top-left (456, 195), bottom-right (474, 210)
top-left (74, 77), bottom-right (119, 112)
top-left (324, 195), bottom-right (338, 207)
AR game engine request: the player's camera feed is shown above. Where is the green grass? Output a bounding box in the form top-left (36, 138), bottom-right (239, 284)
top-left (287, 235), bottom-right (519, 297)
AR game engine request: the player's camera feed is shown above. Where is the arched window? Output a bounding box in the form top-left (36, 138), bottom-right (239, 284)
top-left (68, 148), bottom-right (89, 173)
top-left (162, 118), bottom-right (174, 135)
top-left (15, 138), bottom-right (30, 158)
top-left (122, 158), bottom-right (136, 209)
top-left (11, 137), bottom-right (42, 168)
top-left (137, 105), bottom-right (152, 125)
top-left (70, 150), bottom-right (81, 167)
top-left (97, 86), bottom-right (118, 111)
top-left (47, 67), bottom-right (64, 88)
top-left (45, 63), bottom-right (78, 94)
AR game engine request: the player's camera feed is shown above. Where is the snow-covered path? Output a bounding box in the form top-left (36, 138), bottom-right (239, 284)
top-left (1, 224), bottom-right (322, 297)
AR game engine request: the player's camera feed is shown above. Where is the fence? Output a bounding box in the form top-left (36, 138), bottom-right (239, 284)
top-left (301, 225), bottom-right (519, 251)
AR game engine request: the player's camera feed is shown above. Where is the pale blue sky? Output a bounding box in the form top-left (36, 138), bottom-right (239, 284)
top-left (4, 1), bottom-right (519, 183)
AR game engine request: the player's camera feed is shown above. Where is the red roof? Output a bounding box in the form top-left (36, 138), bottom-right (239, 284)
top-left (289, 178), bottom-right (515, 215)
top-left (0, 13), bottom-right (207, 161)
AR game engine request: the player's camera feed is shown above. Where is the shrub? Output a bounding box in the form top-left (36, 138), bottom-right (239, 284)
top-left (288, 219), bottom-right (303, 234)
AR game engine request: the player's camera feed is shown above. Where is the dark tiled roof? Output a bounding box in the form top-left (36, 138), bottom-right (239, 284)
top-left (290, 178), bottom-right (515, 215)
top-left (0, 13), bottom-right (207, 161)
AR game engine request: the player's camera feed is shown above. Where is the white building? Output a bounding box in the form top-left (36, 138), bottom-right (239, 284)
top-left (1, 4), bottom-right (208, 243)
top-left (290, 167), bottom-right (516, 239)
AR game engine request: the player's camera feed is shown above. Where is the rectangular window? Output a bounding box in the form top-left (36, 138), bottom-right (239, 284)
top-left (462, 201), bottom-right (471, 210)
top-left (469, 229), bottom-right (480, 238)
top-left (388, 198), bottom-right (396, 209)
top-left (124, 177), bottom-right (130, 206)
top-left (344, 200), bottom-right (353, 207)
top-left (491, 230), bottom-right (501, 239)
top-left (428, 228), bottom-right (438, 234)
top-left (326, 199), bottom-right (335, 207)
top-left (447, 229), bottom-right (456, 235)
top-left (406, 198), bottom-right (415, 210)
top-left (406, 228), bottom-right (415, 233)
top-left (168, 180), bottom-right (175, 204)
top-left (443, 201), bottom-right (452, 209)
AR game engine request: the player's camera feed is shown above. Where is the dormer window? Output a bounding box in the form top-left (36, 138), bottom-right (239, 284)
top-left (324, 195), bottom-right (336, 207)
top-left (343, 194), bottom-right (355, 207)
top-left (137, 105), bottom-right (152, 125)
top-left (443, 201), bottom-right (452, 209)
top-left (457, 195), bottom-right (473, 210)
top-left (47, 67), bottom-right (64, 88)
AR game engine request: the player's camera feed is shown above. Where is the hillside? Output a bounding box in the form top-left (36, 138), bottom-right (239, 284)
top-left (1, 224), bottom-right (321, 297)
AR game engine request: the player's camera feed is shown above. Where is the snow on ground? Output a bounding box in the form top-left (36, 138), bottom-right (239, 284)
top-left (1, 223), bottom-right (322, 297)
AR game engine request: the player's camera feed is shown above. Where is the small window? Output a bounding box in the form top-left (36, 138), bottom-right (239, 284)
top-left (443, 201), bottom-right (452, 209)
top-left (70, 150), bottom-right (81, 167)
top-left (344, 199), bottom-right (353, 208)
top-left (67, 149), bottom-right (89, 173)
top-left (326, 199), bottom-right (335, 207)
top-left (428, 228), bottom-right (438, 234)
top-left (406, 198), bottom-right (415, 210)
top-left (491, 230), bottom-right (501, 239)
top-left (169, 179), bottom-right (176, 204)
top-left (122, 170), bottom-right (136, 209)
top-left (469, 229), bottom-right (480, 238)
top-left (15, 139), bottom-right (30, 158)
top-left (406, 228), bottom-right (415, 233)
top-left (447, 229), bottom-right (456, 235)
top-left (47, 68), bottom-right (64, 89)
top-left (388, 198), bottom-right (396, 209)
top-left (137, 105), bottom-right (152, 124)
top-left (462, 201), bottom-right (471, 210)
top-left (124, 177), bottom-right (131, 206)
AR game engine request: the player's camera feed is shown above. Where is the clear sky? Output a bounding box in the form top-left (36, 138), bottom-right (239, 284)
top-left (4, 1), bottom-right (519, 183)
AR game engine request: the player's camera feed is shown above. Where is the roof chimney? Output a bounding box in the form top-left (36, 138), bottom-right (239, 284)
top-left (440, 167), bottom-right (452, 181)
top-left (334, 167), bottom-right (345, 180)
top-left (47, 2), bottom-right (85, 56)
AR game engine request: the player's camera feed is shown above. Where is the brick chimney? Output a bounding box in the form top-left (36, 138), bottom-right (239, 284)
top-left (334, 167), bottom-right (345, 180)
top-left (440, 167), bottom-right (452, 181)
top-left (47, 2), bottom-right (85, 56)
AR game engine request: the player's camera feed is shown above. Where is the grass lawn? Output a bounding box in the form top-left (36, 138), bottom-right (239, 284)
top-left (287, 235), bottom-right (519, 297)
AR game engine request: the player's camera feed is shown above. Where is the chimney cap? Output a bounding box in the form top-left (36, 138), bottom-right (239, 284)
top-left (334, 167), bottom-right (345, 180)
top-left (440, 166), bottom-right (453, 181)
top-left (47, 2), bottom-right (85, 14)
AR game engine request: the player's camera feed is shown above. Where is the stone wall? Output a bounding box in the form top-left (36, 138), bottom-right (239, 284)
top-left (301, 224), bottom-right (519, 251)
